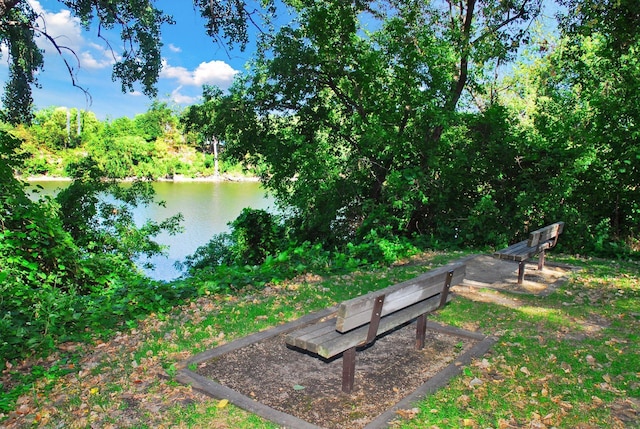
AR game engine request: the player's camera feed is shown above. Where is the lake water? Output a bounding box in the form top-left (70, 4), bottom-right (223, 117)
top-left (31, 180), bottom-right (275, 281)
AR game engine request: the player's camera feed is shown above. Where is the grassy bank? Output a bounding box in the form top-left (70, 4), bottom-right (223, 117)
top-left (1, 251), bottom-right (638, 428)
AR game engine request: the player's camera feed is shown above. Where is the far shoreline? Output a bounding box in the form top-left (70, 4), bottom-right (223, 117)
top-left (22, 173), bottom-right (261, 183)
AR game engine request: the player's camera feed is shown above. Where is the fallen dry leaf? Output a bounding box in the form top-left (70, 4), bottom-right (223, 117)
top-left (542, 412), bottom-right (555, 425)
top-left (463, 417), bottom-right (475, 426)
top-left (457, 394), bottom-right (471, 406)
top-left (395, 407), bottom-right (419, 419)
top-left (469, 377), bottom-right (483, 388)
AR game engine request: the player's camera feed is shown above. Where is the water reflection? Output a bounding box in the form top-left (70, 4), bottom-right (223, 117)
top-left (30, 180), bottom-right (274, 280)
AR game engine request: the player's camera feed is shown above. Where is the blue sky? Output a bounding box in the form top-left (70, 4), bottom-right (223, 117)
top-left (0, 1), bottom-right (264, 120)
top-left (1, 1), bottom-right (561, 121)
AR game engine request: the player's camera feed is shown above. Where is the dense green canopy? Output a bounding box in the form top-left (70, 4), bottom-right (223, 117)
top-left (219, 0), bottom-right (547, 245)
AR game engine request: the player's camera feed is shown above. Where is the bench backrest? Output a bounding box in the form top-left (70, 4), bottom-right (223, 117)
top-left (527, 221), bottom-right (565, 248)
top-left (334, 262), bottom-right (466, 333)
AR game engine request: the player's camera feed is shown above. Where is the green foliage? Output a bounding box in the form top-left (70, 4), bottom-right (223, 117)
top-left (183, 208), bottom-right (284, 271)
top-left (180, 86), bottom-right (224, 150)
top-left (32, 107), bottom-right (79, 150)
top-left (1, 132), bottom-right (88, 358)
top-left (0, 1), bottom-right (280, 125)
top-left (499, 7), bottom-right (640, 257)
top-left (4, 0), bottom-right (640, 374)
top-left (0, 129), bottom-right (194, 363)
top-left (3, 101), bottom-right (253, 180)
top-left (228, 208), bottom-right (284, 265)
top-left (346, 229), bottom-right (423, 266)
top-left (134, 101), bottom-right (179, 143)
top-left (58, 160), bottom-right (184, 266)
top-left (102, 116), bottom-right (136, 138)
top-left (0, 2), bottom-right (42, 125)
top-left (0, 1), bottom-right (175, 125)
top-left (220, 0), bottom-right (543, 250)
top-left (87, 135), bottom-right (156, 178)
top-left (193, 0), bottom-right (275, 50)
top-left (183, 239), bottom-right (362, 294)
top-left (181, 208), bottom-right (424, 295)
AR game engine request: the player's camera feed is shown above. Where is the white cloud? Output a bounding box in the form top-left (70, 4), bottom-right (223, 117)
top-left (160, 61), bottom-right (190, 84)
top-left (193, 61), bottom-right (237, 86)
top-left (30, 0), bottom-right (83, 52)
top-left (29, 0), bottom-right (113, 70)
top-left (161, 59), bottom-right (238, 89)
top-left (168, 43), bottom-right (182, 53)
top-left (169, 86), bottom-right (197, 105)
top-left (79, 51), bottom-right (113, 70)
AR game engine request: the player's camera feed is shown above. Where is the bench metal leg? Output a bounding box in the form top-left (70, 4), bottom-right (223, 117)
top-left (438, 270), bottom-right (454, 308)
top-left (517, 261), bottom-right (525, 284)
top-left (538, 249), bottom-right (545, 270)
top-left (342, 347), bottom-right (356, 393)
top-left (416, 313), bottom-right (427, 350)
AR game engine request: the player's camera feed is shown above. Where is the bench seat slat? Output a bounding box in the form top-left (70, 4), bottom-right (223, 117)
top-left (493, 222), bottom-right (564, 286)
top-left (284, 319), bottom-right (336, 354)
top-left (495, 222), bottom-right (564, 262)
top-left (528, 222), bottom-right (564, 247)
top-left (494, 240), bottom-right (538, 261)
top-left (286, 294), bottom-right (450, 359)
top-left (335, 263), bottom-right (465, 332)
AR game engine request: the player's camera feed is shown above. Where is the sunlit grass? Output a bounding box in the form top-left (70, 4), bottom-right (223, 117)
top-left (517, 304), bottom-right (568, 321)
top-left (2, 252), bottom-right (638, 428)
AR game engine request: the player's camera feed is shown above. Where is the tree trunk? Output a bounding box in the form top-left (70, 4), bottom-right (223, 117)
top-left (212, 137), bottom-right (219, 177)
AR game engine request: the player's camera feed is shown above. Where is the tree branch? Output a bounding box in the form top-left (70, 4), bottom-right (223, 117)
top-left (446, 0), bottom-right (475, 111)
top-left (471, 0), bottom-right (540, 47)
top-left (319, 72), bottom-right (368, 121)
top-left (31, 14), bottom-right (93, 106)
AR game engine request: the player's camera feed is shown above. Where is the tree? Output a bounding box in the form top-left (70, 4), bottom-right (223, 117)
top-left (529, 0), bottom-right (640, 253)
top-left (102, 116), bottom-right (136, 138)
top-left (0, 0), bottom-right (173, 124)
top-left (221, 0), bottom-right (543, 246)
top-left (0, 0), bottom-right (275, 125)
top-left (180, 85), bottom-right (225, 176)
top-left (558, 0), bottom-right (640, 55)
top-left (134, 101), bottom-right (179, 143)
top-left (0, 1), bottom-right (42, 124)
top-left (57, 158), bottom-right (184, 265)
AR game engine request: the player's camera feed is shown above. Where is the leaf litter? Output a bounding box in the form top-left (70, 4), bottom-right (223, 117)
top-left (1, 255), bottom-right (638, 428)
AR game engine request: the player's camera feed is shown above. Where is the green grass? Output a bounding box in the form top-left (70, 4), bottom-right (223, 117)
top-left (1, 251), bottom-right (638, 428)
top-left (392, 256), bottom-right (640, 428)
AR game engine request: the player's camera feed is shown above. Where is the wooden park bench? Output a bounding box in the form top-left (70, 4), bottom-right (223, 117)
top-left (494, 221), bottom-right (564, 284)
top-left (284, 262), bottom-right (466, 393)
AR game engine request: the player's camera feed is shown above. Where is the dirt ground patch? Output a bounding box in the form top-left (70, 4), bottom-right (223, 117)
top-left (177, 255), bottom-right (574, 429)
top-left (195, 323), bottom-right (478, 429)
top-left (460, 254), bottom-right (574, 295)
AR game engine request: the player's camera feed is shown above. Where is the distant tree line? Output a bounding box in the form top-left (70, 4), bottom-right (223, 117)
top-left (3, 100), bottom-right (245, 179)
